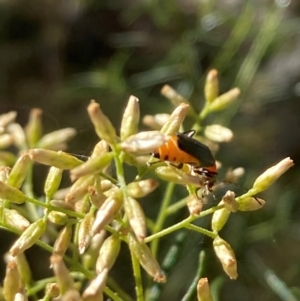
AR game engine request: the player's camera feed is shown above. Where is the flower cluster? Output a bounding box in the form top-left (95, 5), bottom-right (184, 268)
top-left (0, 70), bottom-right (294, 301)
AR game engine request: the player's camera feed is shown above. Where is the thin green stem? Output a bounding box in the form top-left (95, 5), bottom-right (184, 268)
top-left (104, 287), bottom-right (127, 301)
top-left (184, 224), bottom-right (216, 239)
top-left (130, 251), bottom-right (144, 301)
top-left (150, 182), bottom-right (175, 257)
top-left (144, 204), bottom-right (224, 243)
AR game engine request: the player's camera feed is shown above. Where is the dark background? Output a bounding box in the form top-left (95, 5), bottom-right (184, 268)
top-left (0, 0), bottom-right (299, 300)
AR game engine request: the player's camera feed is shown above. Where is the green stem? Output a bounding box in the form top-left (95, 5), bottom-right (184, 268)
top-left (144, 204), bottom-right (224, 243)
top-left (150, 182), bottom-right (175, 257)
top-left (184, 224), bottom-right (216, 239)
top-left (130, 251), bottom-right (144, 301)
top-left (104, 287), bottom-right (127, 301)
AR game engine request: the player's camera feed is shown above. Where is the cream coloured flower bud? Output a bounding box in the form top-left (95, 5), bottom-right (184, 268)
top-left (92, 193), bottom-right (123, 235)
top-left (4, 209), bottom-right (30, 231)
top-left (82, 269), bottom-right (107, 301)
top-left (204, 124), bottom-right (233, 143)
top-left (7, 153), bottom-right (30, 189)
top-left (0, 134), bottom-right (13, 149)
top-left (208, 88), bottom-right (240, 112)
top-left (10, 219), bottom-right (46, 256)
top-left (25, 108), bottom-right (43, 148)
top-left (3, 260), bottom-right (20, 301)
top-left (48, 211), bottom-right (68, 225)
top-left (78, 211), bottom-right (95, 254)
top-left (87, 100), bottom-right (118, 145)
top-left (252, 157), bottom-right (294, 193)
top-left (155, 166), bottom-right (205, 187)
top-left (88, 186), bottom-right (107, 208)
top-left (0, 151), bottom-right (16, 166)
top-left (143, 114), bottom-right (170, 130)
top-left (82, 231), bottom-right (106, 270)
top-left (70, 153), bottom-right (113, 181)
top-left (127, 179), bottom-right (159, 198)
top-left (54, 224), bottom-right (72, 256)
top-left (161, 85), bottom-right (188, 107)
top-left (225, 167), bottom-right (245, 183)
top-left (50, 200), bottom-right (75, 211)
top-left (7, 123), bottom-right (27, 150)
top-left (186, 195), bottom-right (203, 215)
top-left (120, 131), bottom-right (168, 154)
top-left (91, 140), bottom-right (109, 159)
top-left (160, 103), bottom-right (189, 135)
top-left (204, 69), bottom-right (219, 103)
top-left (238, 197), bottom-right (265, 211)
top-left (45, 283), bottom-right (60, 298)
top-left (65, 175), bottom-right (95, 204)
top-left (213, 236), bottom-right (238, 279)
top-left (96, 235), bottom-right (120, 274)
top-left (222, 190), bottom-right (238, 212)
top-left (0, 181), bottom-right (28, 204)
top-left (0, 111), bottom-right (17, 133)
top-left (128, 233), bottom-right (166, 283)
top-left (120, 95), bottom-right (140, 140)
top-left (13, 290), bottom-right (27, 301)
top-left (37, 128), bottom-right (77, 151)
top-left (29, 149), bottom-right (83, 169)
top-left (197, 278), bottom-right (213, 301)
top-left (124, 196), bottom-right (146, 241)
top-left (44, 167), bottom-right (63, 199)
top-left (50, 255), bottom-right (74, 295)
top-left (211, 202), bottom-right (230, 232)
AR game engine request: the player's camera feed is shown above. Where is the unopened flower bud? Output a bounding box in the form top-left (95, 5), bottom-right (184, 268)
top-left (204, 124), bottom-right (233, 143)
top-left (25, 108), bottom-right (43, 148)
top-left (0, 111), bottom-right (17, 133)
top-left (88, 186), bottom-right (106, 208)
top-left (128, 233), bottom-right (166, 283)
top-left (65, 175), bottom-right (95, 204)
top-left (155, 166), bottom-right (205, 187)
top-left (7, 153), bottom-right (30, 189)
top-left (252, 157), bottom-right (294, 193)
top-left (78, 211), bottom-right (95, 254)
top-left (0, 181), bottom-right (28, 204)
top-left (91, 140), bottom-right (109, 159)
top-left (82, 231), bottom-right (106, 270)
top-left (120, 131), bottom-right (168, 154)
top-left (14, 290), bottom-right (27, 301)
top-left (92, 193), bottom-right (123, 235)
top-left (211, 202), bottom-right (231, 232)
top-left (50, 255), bottom-right (74, 294)
top-left (29, 149), bottom-right (83, 169)
top-left (197, 278), bottom-right (213, 301)
top-left (4, 208), bottom-right (30, 231)
top-left (213, 236), bottom-right (238, 279)
top-left (127, 179), bottom-right (159, 198)
top-left (160, 103), bottom-right (189, 135)
top-left (0, 166), bottom-right (11, 182)
top-left (0, 134), bottom-right (13, 149)
top-left (120, 95), bottom-right (140, 140)
top-left (143, 114), bottom-right (170, 130)
top-left (204, 69), bottom-right (219, 103)
top-left (82, 269), bottom-right (107, 301)
top-left (161, 85), bottom-right (188, 107)
top-left (7, 123), bottom-right (27, 150)
top-left (48, 211), bottom-right (68, 225)
top-left (124, 196), bottom-right (146, 241)
top-left (238, 197), bottom-right (265, 211)
top-left (54, 224), bottom-right (72, 256)
top-left (37, 128), bottom-right (77, 150)
top-left (96, 235), bottom-right (120, 274)
top-left (3, 260), bottom-right (20, 301)
top-left (70, 153), bottom-right (113, 181)
top-left (50, 200), bottom-right (74, 211)
top-left (225, 167), bottom-right (245, 183)
top-left (222, 190), bottom-right (238, 212)
top-left (87, 100), bottom-right (118, 145)
top-left (186, 195), bottom-right (203, 215)
top-left (45, 283), bottom-right (60, 298)
top-left (44, 167), bottom-right (63, 199)
top-left (208, 88), bottom-right (240, 112)
top-left (14, 253), bottom-right (32, 287)
top-left (10, 219), bottom-right (46, 256)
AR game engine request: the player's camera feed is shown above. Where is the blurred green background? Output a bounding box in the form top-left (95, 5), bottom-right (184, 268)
top-left (0, 0), bottom-right (300, 300)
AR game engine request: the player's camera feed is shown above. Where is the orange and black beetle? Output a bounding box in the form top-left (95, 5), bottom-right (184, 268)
top-left (151, 130), bottom-right (217, 191)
